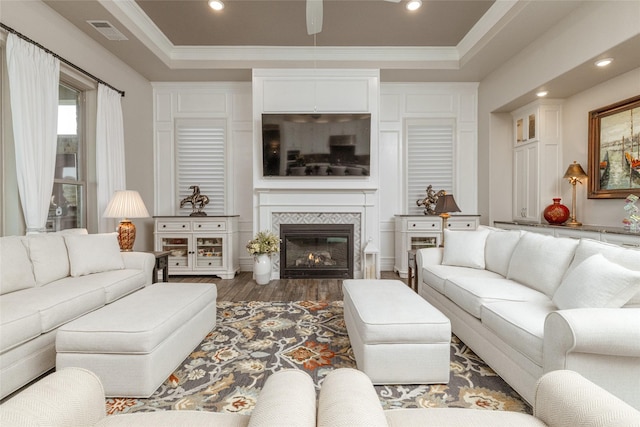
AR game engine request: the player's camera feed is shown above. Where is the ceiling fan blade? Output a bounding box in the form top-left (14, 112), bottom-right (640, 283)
top-left (306, 0), bottom-right (323, 35)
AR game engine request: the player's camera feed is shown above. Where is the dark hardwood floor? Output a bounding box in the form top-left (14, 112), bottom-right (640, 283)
top-left (166, 271), bottom-right (407, 301)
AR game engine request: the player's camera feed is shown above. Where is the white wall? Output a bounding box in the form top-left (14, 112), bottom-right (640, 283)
top-left (563, 68), bottom-right (640, 227)
top-left (1, 0), bottom-right (154, 248)
top-left (479, 1), bottom-right (640, 227)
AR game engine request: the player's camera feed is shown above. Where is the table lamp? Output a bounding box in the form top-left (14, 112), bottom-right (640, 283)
top-left (563, 161), bottom-right (588, 227)
top-left (103, 190), bottom-right (150, 251)
top-left (434, 192), bottom-right (461, 246)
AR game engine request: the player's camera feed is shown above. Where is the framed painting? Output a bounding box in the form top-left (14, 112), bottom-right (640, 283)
top-left (588, 95), bottom-right (640, 199)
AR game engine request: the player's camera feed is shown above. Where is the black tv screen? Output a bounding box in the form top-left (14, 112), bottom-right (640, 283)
top-left (262, 113), bottom-right (371, 177)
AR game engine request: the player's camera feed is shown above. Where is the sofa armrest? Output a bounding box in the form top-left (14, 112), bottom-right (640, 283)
top-left (121, 252), bottom-right (155, 285)
top-left (544, 308), bottom-right (640, 366)
top-left (318, 368), bottom-right (388, 427)
top-left (534, 370), bottom-right (640, 427)
top-left (0, 367), bottom-right (106, 426)
top-left (416, 247), bottom-right (443, 289)
top-left (248, 369), bottom-right (316, 427)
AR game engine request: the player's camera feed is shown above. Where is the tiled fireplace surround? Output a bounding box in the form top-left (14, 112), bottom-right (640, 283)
top-left (256, 189), bottom-right (378, 279)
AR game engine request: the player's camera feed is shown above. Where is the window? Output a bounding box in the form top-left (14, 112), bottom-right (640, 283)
top-left (175, 118), bottom-right (226, 216)
top-left (47, 83), bottom-right (85, 231)
top-left (406, 119), bottom-right (455, 215)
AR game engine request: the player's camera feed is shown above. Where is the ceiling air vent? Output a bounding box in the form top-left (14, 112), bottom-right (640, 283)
top-left (87, 20), bottom-right (128, 41)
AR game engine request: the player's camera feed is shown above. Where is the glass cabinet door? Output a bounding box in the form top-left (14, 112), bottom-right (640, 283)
top-left (196, 236), bottom-right (224, 269)
top-left (161, 236), bottom-right (190, 268)
top-left (411, 236), bottom-right (438, 250)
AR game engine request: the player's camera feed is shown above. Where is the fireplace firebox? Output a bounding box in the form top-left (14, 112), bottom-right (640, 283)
top-left (280, 224), bottom-right (354, 279)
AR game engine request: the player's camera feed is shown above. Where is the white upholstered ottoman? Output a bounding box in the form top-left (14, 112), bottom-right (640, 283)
top-left (56, 283), bottom-right (217, 397)
top-left (343, 279), bottom-right (451, 384)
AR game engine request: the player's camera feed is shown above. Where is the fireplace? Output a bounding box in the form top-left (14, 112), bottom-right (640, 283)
top-left (280, 224), bottom-right (354, 279)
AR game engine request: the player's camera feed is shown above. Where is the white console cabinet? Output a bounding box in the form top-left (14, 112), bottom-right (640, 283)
top-left (154, 216), bottom-right (239, 279)
top-left (394, 215), bottom-right (480, 278)
top-left (495, 221), bottom-right (640, 248)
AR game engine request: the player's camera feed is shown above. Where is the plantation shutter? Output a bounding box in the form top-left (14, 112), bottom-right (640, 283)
top-left (175, 119), bottom-right (226, 216)
top-left (406, 119), bottom-right (455, 215)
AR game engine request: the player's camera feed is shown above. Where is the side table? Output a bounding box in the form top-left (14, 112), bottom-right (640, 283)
top-left (148, 251), bottom-right (170, 283)
top-left (407, 249), bottom-right (417, 292)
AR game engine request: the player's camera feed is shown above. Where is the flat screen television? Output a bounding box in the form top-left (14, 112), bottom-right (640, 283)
top-left (262, 113), bottom-right (371, 177)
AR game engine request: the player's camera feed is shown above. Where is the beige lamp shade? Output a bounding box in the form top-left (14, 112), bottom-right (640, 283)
top-left (103, 190), bottom-right (150, 251)
top-left (103, 190), bottom-right (150, 219)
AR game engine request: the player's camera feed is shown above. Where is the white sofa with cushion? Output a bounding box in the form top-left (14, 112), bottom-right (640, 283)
top-left (0, 367), bottom-right (316, 427)
top-left (0, 230), bottom-right (155, 399)
top-left (317, 368), bottom-right (640, 427)
top-left (416, 226), bottom-right (640, 409)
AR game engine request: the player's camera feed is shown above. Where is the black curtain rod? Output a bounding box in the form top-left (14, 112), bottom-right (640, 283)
top-left (0, 22), bottom-right (125, 97)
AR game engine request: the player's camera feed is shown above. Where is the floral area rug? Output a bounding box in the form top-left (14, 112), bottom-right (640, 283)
top-left (107, 301), bottom-right (531, 415)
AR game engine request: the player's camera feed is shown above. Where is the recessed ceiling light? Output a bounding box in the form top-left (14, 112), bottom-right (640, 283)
top-left (406, 0), bottom-right (422, 11)
top-left (208, 0), bottom-right (224, 11)
top-left (536, 90), bottom-right (548, 97)
top-left (595, 58), bottom-right (613, 67)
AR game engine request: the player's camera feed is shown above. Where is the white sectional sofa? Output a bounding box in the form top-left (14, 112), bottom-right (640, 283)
top-left (416, 226), bottom-right (640, 409)
top-left (0, 230), bottom-right (155, 399)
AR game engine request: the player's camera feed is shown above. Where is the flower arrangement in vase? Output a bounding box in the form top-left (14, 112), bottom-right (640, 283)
top-left (246, 231), bottom-right (281, 285)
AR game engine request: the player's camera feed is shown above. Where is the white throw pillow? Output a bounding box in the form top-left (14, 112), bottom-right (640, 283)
top-left (484, 230), bottom-right (522, 277)
top-left (553, 253), bottom-right (640, 309)
top-left (441, 228), bottom-right (490, 269)
top-left (507, 232), bottom-right (579, 297)
top-left (0, 236), bottom-right (36, 294)
top-left (64, 233), bottom-right (125, 277)
top-left (567, 238), bottom-right (640, 307)
top-left (27, 234), bottom-right (71, 286)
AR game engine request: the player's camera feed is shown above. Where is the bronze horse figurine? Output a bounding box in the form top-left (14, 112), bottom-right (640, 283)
top-left (416, 185), bottom-right (445, 215)
top-left (180, 185), bottom-right (210, 216)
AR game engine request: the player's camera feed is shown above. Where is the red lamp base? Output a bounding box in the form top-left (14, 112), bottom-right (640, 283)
top-left (117, 219), bottom-right (136, 251)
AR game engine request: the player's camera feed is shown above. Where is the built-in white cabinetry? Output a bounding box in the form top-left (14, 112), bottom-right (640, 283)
top-left (154, 216), bottom-right (240, 279)
top-left (495, 221), bottom-right (640, 248)
top-left (511, 100), bottom-right (563, 223)
top-left (394, 215), bottom-right (480, 278)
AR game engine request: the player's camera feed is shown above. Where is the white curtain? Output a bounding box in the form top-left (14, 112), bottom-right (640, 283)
top-left (96, 83), bottom-right (127, 233)
top-left (6, 33), bottom-right (60, 233)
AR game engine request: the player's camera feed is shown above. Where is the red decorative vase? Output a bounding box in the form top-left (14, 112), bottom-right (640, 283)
top-left (543, 198), bottom-right (570, 225)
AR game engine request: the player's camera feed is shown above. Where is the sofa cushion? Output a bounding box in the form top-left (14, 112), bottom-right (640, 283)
top-left (77, 269), bottom-right (147, 303)
top-left (27, 234), bottom-right (71, 286)
top-left (64, 233), bottom-right (125, 277)
top-left (443, 277), bottom-right (550, 319)
top-left (422, 265), bottom-right (503, 294)
top-left (481, 300), bottom-right (556, 365)
top-left (0, 293), bottom-right (42, 352)
top-left (553, 253), bottom-right (640, 309)
top-left (441, 228), bottom-right (490, 269)
top-left (484, 229), bottom-right (522, 277)
top-left (0, 236), bottom-right (36, 295)
top-left (507, 232), bottom-right (579, 297)
top-left (567, 238), bottom-right (640, 307)
top-left (28, 281), bottom-right (107, 332)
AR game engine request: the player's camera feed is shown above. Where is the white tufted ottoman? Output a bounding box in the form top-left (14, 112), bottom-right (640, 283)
top-left (343, 279), bottom-right (451, 384)
top-left (56, 283), bottom-right (217, 397)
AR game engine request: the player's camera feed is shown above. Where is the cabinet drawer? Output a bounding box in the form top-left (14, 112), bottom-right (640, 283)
top-left (446, 221), bottom-right (477, 230)
top-left (197, 258), bottom-right (223, 267)
top-left (194, 221), bottom-right (227, 231)
top-left (157, 221), bottom-right (191, 231)
top-left (169, 258), bottom-right (188, 267)
top-left (406, 220), bottom-right (441, 231)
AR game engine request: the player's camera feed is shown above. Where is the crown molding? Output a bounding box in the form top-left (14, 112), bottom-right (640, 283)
top-left (100, 0), bottom-right (510, 70)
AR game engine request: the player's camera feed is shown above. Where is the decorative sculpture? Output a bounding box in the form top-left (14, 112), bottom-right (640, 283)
top-left (180, 185), bottom-right (210, 216)
top-left (416, 185), bottom-right (445, 215)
